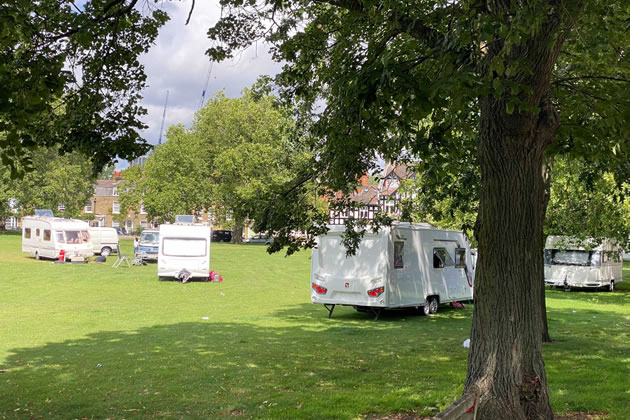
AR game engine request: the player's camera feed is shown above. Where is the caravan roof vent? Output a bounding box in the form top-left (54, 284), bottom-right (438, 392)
top-left (174, 215), bottom-right (195, 224)
top-left (34, 209), bottom-right (54, 217)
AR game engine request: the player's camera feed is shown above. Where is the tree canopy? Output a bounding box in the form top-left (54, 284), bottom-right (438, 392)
top-left (0, 147), bottom-right (96, 221)
top-left (0, 0), bottom-right (168, 177)
top-left (118, 89), bottom-right (315, 245)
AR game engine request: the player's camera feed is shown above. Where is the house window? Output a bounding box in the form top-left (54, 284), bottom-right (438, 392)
top-left (455, 248), bottom-right (466, 268)
top-left (112, 220), bottom-right (120, 228)
top-left (394, 241), bottom-right (404, 269)
top-left (141, 221), bottom-right (148, 229)
top-left (112, 202), bottom-right (120, 214)
top-left (57, 203), bottom-right (65, 212)
top-left (433, 248), bottom-right (454, 269)
top-left (226, 211), bottom-right (233, 221)
top-left (85, 203), bottom-right (93, 213)
top-left (7, 216), bottom-right (18, 229)
top-left (24, 228), bottom-right (31, 239)
top-left (112, 187), bottom-right (118, 196)
top-left (140, 204), bottom-right (147, 214)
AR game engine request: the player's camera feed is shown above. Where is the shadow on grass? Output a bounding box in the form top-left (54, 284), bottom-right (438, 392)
top-left (0, 316), bottom-right (471, 419)
top-left (271, 301), bottom-right (473, 324)
top-left (543, 305), bottom-right (630, 418)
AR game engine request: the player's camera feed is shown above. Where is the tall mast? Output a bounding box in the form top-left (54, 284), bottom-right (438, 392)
top-left (158, 90), bottom-right (169, 145)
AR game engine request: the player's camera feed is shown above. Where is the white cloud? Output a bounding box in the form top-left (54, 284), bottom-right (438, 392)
top-left (121, 0), bottom-right (282, 168)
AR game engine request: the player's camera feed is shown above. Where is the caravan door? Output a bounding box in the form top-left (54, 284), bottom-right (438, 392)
top-left (432, 240), bottom-right (470, 301)
top-left (389, 230), bottom-right (426, 307)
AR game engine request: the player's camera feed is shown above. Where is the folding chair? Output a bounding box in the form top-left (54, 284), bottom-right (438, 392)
top-left (112, 245), bottom-right (131, 268)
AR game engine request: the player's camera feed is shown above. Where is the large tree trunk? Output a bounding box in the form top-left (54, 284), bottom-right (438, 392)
top-left (231, 215), bottom-right (244, 243)
top-left (463, 11), bottom-right (564, 419)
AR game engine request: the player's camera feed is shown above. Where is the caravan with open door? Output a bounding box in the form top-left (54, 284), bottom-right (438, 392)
top-left (310, 222), bottom-right (475, 318)
top-left (22, 216), bottom-right (94, 261)
top-left (544, 236), bottom-right (623, 291)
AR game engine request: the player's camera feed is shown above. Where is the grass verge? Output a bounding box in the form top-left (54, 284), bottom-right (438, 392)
top-left (1, 233), bottom-right (629, 419)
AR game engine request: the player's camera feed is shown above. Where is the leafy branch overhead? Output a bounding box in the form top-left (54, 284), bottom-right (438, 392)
top-left (207, 0), bottom-right (629, 219)
top-left (0, 0), bottom-right (169, 178)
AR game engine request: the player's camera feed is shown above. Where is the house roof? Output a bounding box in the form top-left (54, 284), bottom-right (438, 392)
top-left (382, 163), bottom-right (413, 180)
top-left (94, 179), bottom-right (119, 196)
top-left (350, 186), bottom-right (379, 206)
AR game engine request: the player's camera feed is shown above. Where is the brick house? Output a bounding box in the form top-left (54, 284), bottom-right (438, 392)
top-left (82, 172), bottom-right (152, 234)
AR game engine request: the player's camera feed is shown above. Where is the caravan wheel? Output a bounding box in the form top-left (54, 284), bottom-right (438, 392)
top-left (35, 252), bottom-right (40, 260)
top-left (421, 305), bottom-right (430, 316)
top-left (428, 297), bottom-right (439, 315)
top-left (101, 247), bottom-right (112, 257)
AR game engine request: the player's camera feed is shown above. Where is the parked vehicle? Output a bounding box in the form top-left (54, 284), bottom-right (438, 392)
top-left (88, 227), bottom-right (119, 256)
top-left (137, 229), bottom-right (160, 261)
top-left (544, 236), bottom-right (623, 291)
top-left (244, 233), bottom-right (271, 245)
top-left (114, 227), bottom-right (127, 236)
top-left (158, 220), bottom-right (211, 282)
top-left (310, 222), bottom-right (475, 318)
top-left (211, 230), bottom-right (232, 243)
top-left (22, 216), bottom-right (94, 261)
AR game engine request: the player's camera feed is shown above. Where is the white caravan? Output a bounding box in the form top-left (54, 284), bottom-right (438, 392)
top-left (544, 236), bottom-right (623, 291)
top-left (88, 227), bottom-right (119, 256)
top-left (22, 216), bottom-right (94, 261)
top-left (157, 221), bottom-right (211, 282)
top-left (311, 223), bottom-right (475, 318)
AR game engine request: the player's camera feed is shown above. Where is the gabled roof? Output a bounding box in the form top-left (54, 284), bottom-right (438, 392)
top-left (382, 163), bottom-right (413, 180)
top-left (350, 186), bottom-right (379, 205)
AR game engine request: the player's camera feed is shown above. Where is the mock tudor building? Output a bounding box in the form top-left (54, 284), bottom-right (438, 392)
top-left (329, 163), bottom-right (415, 225)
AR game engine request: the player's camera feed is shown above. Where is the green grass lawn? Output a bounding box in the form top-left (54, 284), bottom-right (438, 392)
top-left (1, 232), bottom-right (629, 419)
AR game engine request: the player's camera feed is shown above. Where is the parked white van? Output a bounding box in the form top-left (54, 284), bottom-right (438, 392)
top-left (137, 229), bottom-right (160, 261)
top-left (311, 222), bottom-right (475, 319)
top-left (157, 221), bottom-right (211, 282)
top-left (22, 216), bottom-right (94, 261)
top-left (88, 227), bottom-right (119, 256)
top-left (544, 236), bottom-right (623, 291)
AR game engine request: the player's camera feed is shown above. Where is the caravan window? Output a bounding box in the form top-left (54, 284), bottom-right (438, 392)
top-left (549, 250), bottom-right (600, 267)
top-left (55, 232), bottom-right (65, 243)
top-left (433, 248), bottom-right (454, 268)
top-left (44, 230), bottom-right (51, 241)
top-left (24, 228), bottom-right (31, 239)
top-left (81, 231), bottom-right (90, 243)
top-left (394, 241), bottom-right (404, 269)
top-left (65, 231), bottom-right (81, 244)
top-left (36, 228), bottom-right (40, 236)
top-left (162, 238), bottom-right (207, 257)
top-left (455, 248), bottom-right (466, 268)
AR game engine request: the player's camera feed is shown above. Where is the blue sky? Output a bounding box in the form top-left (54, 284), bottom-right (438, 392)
top-left (120, 0), bottom-right (281, 167)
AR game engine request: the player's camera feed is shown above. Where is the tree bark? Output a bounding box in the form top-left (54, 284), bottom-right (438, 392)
top-left (231, 216), bottom-right (244, 243)
top-left (463, 12), bottom-right (563, 419)
top-left (540, 158), bottom-right (554, 343)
